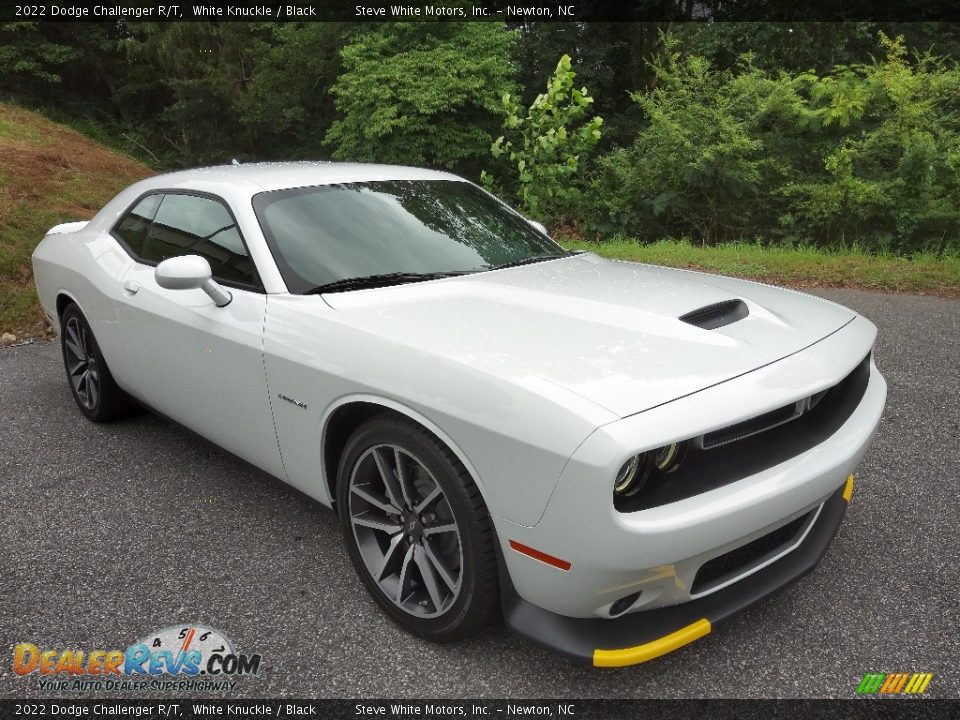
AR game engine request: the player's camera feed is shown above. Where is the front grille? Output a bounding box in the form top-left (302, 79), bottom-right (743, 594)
top-left (702, 401), bottom-right (802, 449)
top-left (691, 511), bottom-right (812, 594)
top-left (615, 352), bottom-right (871, 512)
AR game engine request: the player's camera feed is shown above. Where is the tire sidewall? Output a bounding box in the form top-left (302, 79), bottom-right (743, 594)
top-left (60, 305), bottom-right (108, 421)
top-left (336, 417), bottom-right (490, 641)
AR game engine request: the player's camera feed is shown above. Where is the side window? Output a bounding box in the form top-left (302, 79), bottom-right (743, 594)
top-left (114, 194), bottom-right (161, 256)
top-left (141, 193), bottom-right (260, 288)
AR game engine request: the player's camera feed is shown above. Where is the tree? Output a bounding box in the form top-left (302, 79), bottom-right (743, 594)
top-left (781, 35), bottom-right (960, 251)
top-left (0, 22), bottom-right (80, 90)
top-left (676, 22), bottom-right (960, 76)
top-left (122, 22), bottom-right (274, 164)
top-left (590, 37), bottom-right (774, 243)
top-left (486, 54), bottom-right (603, 222)
top-left (510, 22), bottom-right (660, 147)
top-left (588, 32), bottom-right (960, 252)
top-left (324, 22), bottom-right (516, 172)
top-left (236, 23), bottom-right (355, 160)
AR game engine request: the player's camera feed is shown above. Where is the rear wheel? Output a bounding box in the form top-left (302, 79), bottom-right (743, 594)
top-left (60, 303), bottom-right (133, 422)
top-left (337, 414), bottom-right (499, 642)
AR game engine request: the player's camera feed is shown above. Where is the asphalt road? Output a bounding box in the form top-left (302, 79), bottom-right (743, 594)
top-left (1, 288), bottom-right (957, 700)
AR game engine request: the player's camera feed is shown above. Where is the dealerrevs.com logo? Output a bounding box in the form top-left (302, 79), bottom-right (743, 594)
top-left (13, 625), bottom-right (262, 693)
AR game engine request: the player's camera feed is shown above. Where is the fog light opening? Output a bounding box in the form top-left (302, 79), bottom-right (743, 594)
top-left (609, 591), bottom-right (642, 617)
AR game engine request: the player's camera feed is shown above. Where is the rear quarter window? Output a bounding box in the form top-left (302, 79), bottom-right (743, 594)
top-left (113, 194), bottom-right (161, 255)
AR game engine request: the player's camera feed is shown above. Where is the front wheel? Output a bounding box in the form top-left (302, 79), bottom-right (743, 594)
top-left (337, 415), bottom-right (499, 642)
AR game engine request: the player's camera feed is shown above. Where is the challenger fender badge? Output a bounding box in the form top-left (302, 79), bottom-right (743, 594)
top-left (278, 393), bottom-right (307, 409)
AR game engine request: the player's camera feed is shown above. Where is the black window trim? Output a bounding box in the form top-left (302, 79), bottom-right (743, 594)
top-left (110, 188), bottom-right (265, 294)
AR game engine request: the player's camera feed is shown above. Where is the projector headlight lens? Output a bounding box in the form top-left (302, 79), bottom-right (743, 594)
top-left (614, 442), bottom-right (690, 500)
top-left (654, 441), bottom-right (688, 474)
top-left (614, 454), bottom-right (652, 497)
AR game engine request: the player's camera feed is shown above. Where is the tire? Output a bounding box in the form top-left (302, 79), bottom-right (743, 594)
top-left (337, 414), bottom-right (499, 642)
top-left (60, 303), bottom-right (133, 422)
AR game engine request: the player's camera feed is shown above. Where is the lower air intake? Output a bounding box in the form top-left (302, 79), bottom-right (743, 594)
top-left (691, 511), bottom-right (811, 594)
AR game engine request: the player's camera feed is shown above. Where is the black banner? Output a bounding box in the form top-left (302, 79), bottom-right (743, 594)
top-left (4, 0), bottom-right (960, 23)
top-left (1, 699), bottom-right (958, 720)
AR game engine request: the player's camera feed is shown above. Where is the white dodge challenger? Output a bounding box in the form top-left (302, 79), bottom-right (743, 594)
top-left (32, 163), bottom-right (886, 667)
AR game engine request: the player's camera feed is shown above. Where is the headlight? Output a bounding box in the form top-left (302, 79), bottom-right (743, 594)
top-left (613, 454), bottom-right (652, 497)
top-left (614, 441), bottom-right (689, 499)
top-left (653, 441), bottom-right (688, 474)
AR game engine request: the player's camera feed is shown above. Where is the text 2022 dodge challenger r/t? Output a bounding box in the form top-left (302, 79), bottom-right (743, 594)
top-left (32, 163), bottom-right (886, 667)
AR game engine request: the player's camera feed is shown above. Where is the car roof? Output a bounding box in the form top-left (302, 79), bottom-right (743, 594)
top-left (140, 161), bottom-right (462, 194)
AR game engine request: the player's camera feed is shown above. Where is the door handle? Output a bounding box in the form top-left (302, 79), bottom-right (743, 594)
top-left (123, 280), bottom-right (140, 295)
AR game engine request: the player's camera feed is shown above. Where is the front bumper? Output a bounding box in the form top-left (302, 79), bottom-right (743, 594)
top-left (501, 477), bottom-right (854, 666)
top-left (492, 316), bottom-right (885, 620)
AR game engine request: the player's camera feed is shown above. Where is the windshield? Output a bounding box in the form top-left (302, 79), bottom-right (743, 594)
top-left (252, 180), bottom-right (564, 293)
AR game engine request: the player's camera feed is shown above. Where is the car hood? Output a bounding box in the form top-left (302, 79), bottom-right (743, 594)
top-left (321, 253), bottom-right (856, 418)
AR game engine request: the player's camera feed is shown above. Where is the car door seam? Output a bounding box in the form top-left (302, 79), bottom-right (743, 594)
top-left (260, 295), bottom-right (291, 482)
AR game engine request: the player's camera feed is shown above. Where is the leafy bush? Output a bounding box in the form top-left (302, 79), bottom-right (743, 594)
top-left (588, 34), bottom-right (960, 254)
top-left (483, 54), bottom-right (603, 222)
top-left (589, 39), bottom-right (771, 242)
top-left (782, 35), bottom-right (960, 252)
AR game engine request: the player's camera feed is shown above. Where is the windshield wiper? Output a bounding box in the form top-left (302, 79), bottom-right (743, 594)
top-left (306, 252), bottom-right (578, 294)
top-left (305, 270), bottom-right (473, 294)
top-left (488, 252), bottom-right (577, 272)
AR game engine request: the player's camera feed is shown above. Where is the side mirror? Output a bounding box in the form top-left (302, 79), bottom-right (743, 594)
top-left (528, 219), bottom-right (550, 237)
top-left (155, 255), bottom-right (232, 307)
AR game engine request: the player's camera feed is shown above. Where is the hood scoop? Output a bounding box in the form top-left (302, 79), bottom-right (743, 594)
top-left (680, 299), bottom-right (749, 330)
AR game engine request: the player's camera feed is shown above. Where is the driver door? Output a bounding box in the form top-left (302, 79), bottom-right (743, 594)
top-left (112, 191), bottom-right (285, 480)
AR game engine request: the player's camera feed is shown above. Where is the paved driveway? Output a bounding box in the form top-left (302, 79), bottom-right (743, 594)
top-left (1, 289), bottom-right (957, 698)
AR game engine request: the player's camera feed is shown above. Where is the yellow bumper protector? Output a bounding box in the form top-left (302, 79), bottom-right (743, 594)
top-left (592, 618), bottom-right (712, 668)
top-left (843, 474), bottom-right (855, 502)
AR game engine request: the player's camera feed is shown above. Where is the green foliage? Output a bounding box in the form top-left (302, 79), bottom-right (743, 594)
top-left (589, 33), bottom-right (960, 253)
top-left (485, 54), bottom-right (602, 221)
top-left (510, 23), bottom-right (657, 147)
top-left (324, 22), bottom-right (516, 171)
top-left (3, 21), bottom-right (960, 256)
top-left (235, 23), bottom-right (352, 159)
top-left (0, 22), bottom-right (79, 86)
top-left (781, 35), bottom-right (960, 252)
top-left (676, 22), bottom-right (960, 76)
top-left (591, 39), bottom-right (768, 242)
top-left (122, 23), bottom-right (276, 165)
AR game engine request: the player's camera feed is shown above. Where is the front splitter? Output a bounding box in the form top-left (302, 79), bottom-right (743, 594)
top-left (500, 478), bottom-right (853, 667)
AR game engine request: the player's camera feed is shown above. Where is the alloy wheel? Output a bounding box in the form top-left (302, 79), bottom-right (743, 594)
top-left (63, 316), bottom-right (99, 410)
top-left (347, 444), bottom-right (463, 618)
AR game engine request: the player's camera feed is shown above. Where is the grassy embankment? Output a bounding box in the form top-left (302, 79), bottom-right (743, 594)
top-left (0, 103), bottom-right (152, 339)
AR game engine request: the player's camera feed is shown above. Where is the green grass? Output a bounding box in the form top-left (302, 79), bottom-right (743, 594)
top-left (560, 238), bottom-right (960, 298)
